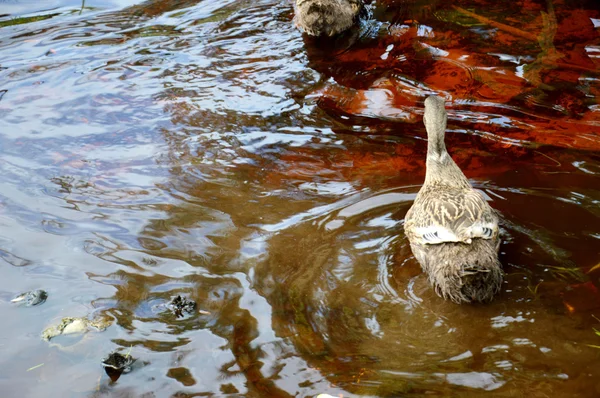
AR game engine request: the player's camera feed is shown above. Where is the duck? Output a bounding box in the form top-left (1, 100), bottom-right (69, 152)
top-left (404, 96), bottom-right (503, 303)
top-left (294, 0), bottom-right (363, 37)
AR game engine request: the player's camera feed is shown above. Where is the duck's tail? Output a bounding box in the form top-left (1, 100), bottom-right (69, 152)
top-left (412, 238), bottom-right (503, 303)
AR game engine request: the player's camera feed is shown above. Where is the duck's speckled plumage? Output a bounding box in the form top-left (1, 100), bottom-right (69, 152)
top-left (404, 96), bottom-right (503, 303)
top-left (294, 0), bottom-right (363, 37)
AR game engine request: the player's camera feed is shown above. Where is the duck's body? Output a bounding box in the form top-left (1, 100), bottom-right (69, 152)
top-left (294, 0), bottom-right (363, 36)
top-left (404, 96), bottom-right (502, 303)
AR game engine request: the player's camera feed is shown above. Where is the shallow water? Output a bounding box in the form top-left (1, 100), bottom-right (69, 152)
top-left (0, 0), bottom-right (599, 396)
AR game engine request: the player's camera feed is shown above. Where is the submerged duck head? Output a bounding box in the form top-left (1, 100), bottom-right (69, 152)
top-left (294, 0), bottom-right (363, 37)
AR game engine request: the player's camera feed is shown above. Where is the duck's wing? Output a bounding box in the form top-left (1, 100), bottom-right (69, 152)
top-left (405, 188), bottom-right (499, 245)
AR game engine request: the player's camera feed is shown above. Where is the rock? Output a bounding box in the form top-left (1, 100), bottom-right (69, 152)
top-left (102, 351), bottom-right (135, 382)
top-left (168, 295), bottom-right (197, 318)
top-left (11, 290), bottom-right (48, 306)
top-left (42, 316), bottom-right (112, 341)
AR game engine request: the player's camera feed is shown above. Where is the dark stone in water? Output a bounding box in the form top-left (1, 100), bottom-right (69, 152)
top-left (11, 290), bottom-right (47, 306)
top-left (168, 295), bottom-right (196, 318)
top-left (101, 352), bottom-right (135, 382)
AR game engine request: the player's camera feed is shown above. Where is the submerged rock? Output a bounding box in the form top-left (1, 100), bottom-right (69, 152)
top-left (294, 0), bottom-right (363, 37)
top-left (11, 290), bottom-right (47, 306)
top-left (42, 316), bottom-right (112, 341)
top-left (102, 351), bottom-right (135, 382)
top-left (168, 295), bottom-right (197, 318)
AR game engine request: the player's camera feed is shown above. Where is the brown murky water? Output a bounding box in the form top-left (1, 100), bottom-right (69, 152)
top-left (1, 0), bottom-right (599, 396)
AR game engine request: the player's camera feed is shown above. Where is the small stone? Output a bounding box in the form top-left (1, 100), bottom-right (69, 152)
top-left (168, 295), bottom-right (197, 318)
top-left (42, 315), bottom-right (112, 341)
top-left (11, 290), bottom-right (48, 306)
top-left (102, 351), bottom-right (135, 382)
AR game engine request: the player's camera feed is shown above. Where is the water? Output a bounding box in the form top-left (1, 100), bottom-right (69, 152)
top-left (0, 0), bottom-right (599, 396)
